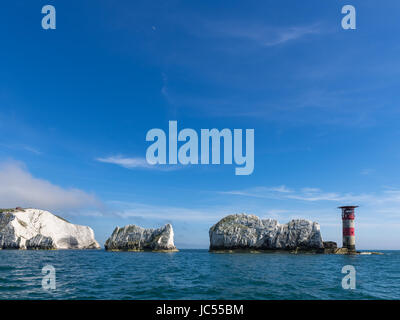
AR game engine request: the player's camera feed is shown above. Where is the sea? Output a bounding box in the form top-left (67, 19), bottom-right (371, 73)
top-left (0, 249), bottom-right (399, 300)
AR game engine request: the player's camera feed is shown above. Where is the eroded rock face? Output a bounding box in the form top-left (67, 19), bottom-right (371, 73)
top-left (321, 241), bottom-right (337, 254)
top-left (0, 208), bottom-right (100, 249)
top-left (209, 214), bottom-right (324, 251)
top-left (104, 224), bottom-right (178, 252)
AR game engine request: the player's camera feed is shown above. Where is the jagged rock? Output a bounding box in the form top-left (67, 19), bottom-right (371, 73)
top-left (105, 224), bottom-right (178, 252)
top-left (209, 214), bottom-right (323, 251)
top-left (323, 241), bottom-right (337, 253)
top-left (0, 208), bottom-right (100, 249)
top-left (323, 241), bottom-right (337, 249)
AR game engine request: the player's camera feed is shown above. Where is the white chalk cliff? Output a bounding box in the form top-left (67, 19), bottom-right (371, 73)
top-left (105, 224), bottom-right (177, 251)
top-left (209, 214), bottom-right (323, 251)
top-left (0, 208), bottom-right (100, 249)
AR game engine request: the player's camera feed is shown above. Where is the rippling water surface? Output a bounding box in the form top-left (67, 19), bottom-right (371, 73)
top-left (0, 250), bottom-right (399, 299)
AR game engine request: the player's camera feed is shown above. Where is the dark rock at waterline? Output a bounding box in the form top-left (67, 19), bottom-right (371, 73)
top-left (322, 241), bottom-right (338, 253)
top-left (323, 241), bottom-right (337, 249)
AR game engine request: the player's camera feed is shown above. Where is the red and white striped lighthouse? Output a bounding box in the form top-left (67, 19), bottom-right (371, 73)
top-left (339, 206), bottom-right (358, 252)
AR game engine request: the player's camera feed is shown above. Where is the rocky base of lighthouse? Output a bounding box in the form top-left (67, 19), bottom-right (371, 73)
top-left (333, 248), bottom-right (383, 255)
top-left (320, 243), bottom-right (383, 255)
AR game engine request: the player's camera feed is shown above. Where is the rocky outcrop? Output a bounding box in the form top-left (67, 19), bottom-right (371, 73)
top-left (209, 214), bottom-right (324, 251)
top-left (323, 241), bottom-right (338, 253)
top-left (104, 224), bottom-right (178, 252)
top-left (0, 208), bottom-right (100, 249)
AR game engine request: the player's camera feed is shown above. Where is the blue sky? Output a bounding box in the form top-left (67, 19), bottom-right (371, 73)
top-left (1, 1), bottom-right (400, 249)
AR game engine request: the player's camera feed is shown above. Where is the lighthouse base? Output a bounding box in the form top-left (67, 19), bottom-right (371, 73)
top-left (334, 247), bottom-right (357, 255)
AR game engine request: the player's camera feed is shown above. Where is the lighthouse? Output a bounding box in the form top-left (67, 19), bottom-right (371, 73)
top-left (339, 206), bottom-right (358, 252)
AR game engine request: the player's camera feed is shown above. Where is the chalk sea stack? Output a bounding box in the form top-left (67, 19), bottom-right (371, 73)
top-left (209, 214), bottom-right (324, 252)
top-left (0, 208), bottom-right (100, 249)
top-left (104, 223), bottom-right (178, 252)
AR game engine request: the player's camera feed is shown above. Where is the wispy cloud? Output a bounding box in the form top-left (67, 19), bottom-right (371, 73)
top-left (361, 168), bottom-right (375, 175)
top-left (0, 161), bottom-right (102, 212)
top-left (262, 25), bottom-right (321, 46)
top-left (96, 155), bottom-right (151, 169)
top-left (0, 142), bottom-right (42, 155)
top-left (221, 186), bottom-right (295, 199)
top-left (96, 155), bottom-right (185, 171)
top-left (22, 146), bottom-right (42, 155)
top-left (268, 185), bottom-right (292, 193)
top-left (203, 21), bottom-right (323, 47)
top-left (108, 200), bottom-right (234, 222)
top-left (159, 81), bottom-right (381, 127)
top-left (222, 185), bottom-right (400, 207)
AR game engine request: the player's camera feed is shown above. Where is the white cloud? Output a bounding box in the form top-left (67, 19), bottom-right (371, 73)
top-left (23, 146), bottom-right (42, 155)
top-left (108, 200), bottom-right (234, 222)
top-left (0, 143), bottom-right (41, 155)
top-left (261, 25), bottom-right (321, 46)
top-left (222, 185), bottom-right (400, 207)
top-left (205, 22), bottom-right (322, 47)
top-left (96, 155), bottom-right (151, 169)
top-left (269, 185), bottom-right (292, 193)
top-left (221, 185), bottom-right (293, 198)
top-left (96, 155), bottom-right (185, 171)
top-left (0, 161), bottom-right (101, 212)
top-left (361, 168), bottom-right (375, 175)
